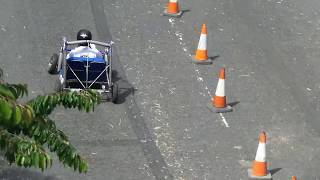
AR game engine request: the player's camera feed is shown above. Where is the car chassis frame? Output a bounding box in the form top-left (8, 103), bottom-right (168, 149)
top-left (55, 37), bottom-right (117, 101)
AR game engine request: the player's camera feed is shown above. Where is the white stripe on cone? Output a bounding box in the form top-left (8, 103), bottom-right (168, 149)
top-left (255, 143), bottom-right (266, 162)
top-left (215, 79), bottom-right (225, 97)
top-left (169, 0), bottom-right (178, 2)
top-left (197, 34), bottom-right (207, 50)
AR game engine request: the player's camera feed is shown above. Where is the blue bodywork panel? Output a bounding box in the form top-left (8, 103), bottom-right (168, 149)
top-left (65, 56), bottom-right (107, 88)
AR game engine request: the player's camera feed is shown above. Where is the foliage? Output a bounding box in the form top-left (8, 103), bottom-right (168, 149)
top-left (0, 69), bottom-right (101, 173)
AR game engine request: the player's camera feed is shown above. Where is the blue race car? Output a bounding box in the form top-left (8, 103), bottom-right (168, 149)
top-left (47, 29), bottom-right (118, 103)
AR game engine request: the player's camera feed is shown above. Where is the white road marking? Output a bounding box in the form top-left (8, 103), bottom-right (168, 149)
top-left (219, 113), bottom-right (230, 127)
top-left (239, 74), bottom-right (250, 77)
top-left (197, 77), bottom-right (204, 82)
top-left (233, 145), bottom-right (242, 149)
top-left (108, 123), bottom-right (114, 129)
top-left (118, 118), bottom-right (122, 126)
top-left (168, 18), bottom-right (175, 27)
top-left (167, 16), bottom-right (230, 129)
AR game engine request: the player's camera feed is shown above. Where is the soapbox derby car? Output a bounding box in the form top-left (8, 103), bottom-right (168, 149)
top-left (47, 37), bottom-right (118, 103)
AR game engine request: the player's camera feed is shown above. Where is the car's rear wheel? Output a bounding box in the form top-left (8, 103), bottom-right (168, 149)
top-left (112, 82), bottom-right (118, 103)
top-left (48, 53), bottom-right (59, 74)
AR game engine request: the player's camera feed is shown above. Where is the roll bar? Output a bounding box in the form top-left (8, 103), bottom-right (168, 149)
top-left (65, 40), bottom-right (114, 47)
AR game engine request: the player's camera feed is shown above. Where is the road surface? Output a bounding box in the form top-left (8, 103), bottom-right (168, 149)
top-left (0, 0), bottom-right (320, 179)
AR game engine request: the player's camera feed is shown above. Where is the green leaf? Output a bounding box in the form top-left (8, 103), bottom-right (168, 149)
top-left (39, 154), bottom-right (46, 171)
top-left (33, 153), bottom-right (39, 168)
top-left (80, 160), bottom-right (88, 173)
top-left (33, 125), bottom-right (40, 136)
top-left (23, 156), bottom-right (29, 168)
top-left (0, 68), bottom-right (3, 82)
top-left (73, 156), bottom-right (79, 171)
top-left (48, 95), bottom-right (53, 108)
top-left (7, 86), bottom-right (18, 99)
top-left (0, 99), bottom-right (13, 121)
top-left (0, 84), bottom-right (16, 99)
top-left (43, 95), bottom-right (48, 105)
top-left (15, 154), bottom-right (22, 166)
top-left (85, 101), bottom-right (90, 113)
top-left (11, 105), bottom-right (22, 125)
top-left (24, 105), bottom-right (34, 119)
top-left (15, 85), bottom-right (22, 98)
top-left (45, 153), bottom-right (52, 168)
top-left (67, 93), bottom-right (72, 104)
top-left (20, 156), bottom-right (25, 166)
top-left (22, 108), bottom-right (32, 121)
top-left (21, 84), bottom-right (28, 96)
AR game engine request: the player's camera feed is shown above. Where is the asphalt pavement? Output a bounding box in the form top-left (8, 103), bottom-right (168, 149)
top-left (1, 0), bottom-right (320, 180)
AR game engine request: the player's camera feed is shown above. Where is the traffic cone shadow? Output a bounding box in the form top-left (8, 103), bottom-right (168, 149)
top-left (209, 55), bottom-right (220, 62)
top-left (227, 101), bottom-right (240, 108)
top-left (269, 168), bottom-right (281, 175)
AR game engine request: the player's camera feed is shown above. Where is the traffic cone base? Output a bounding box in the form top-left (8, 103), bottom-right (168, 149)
top-left (247, 169), bottom-right (272, 180)
top-left (252, 160), bottom-right (268, 176)
top-left (195, 49), bottom-right (208, 60)
top-left (213, 105), bottom-right (232, 113)
top-left (192, 55), bottom-right (212, 64)
top-left (163, 0), bottom-right (182, 18)
top-left (213, 96), bottom-right (226, 108)
top-left (163, 8), bottom-right (183, 17)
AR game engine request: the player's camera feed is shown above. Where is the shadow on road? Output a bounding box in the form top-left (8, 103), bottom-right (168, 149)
top-left (181, 9), bottom-right (191, 16)
top-left (0, 167), bottom-right (58, 180)
top-left (209, 55), bottom-right (220, 61)
top-left (112, 70), bottom-right (137, 104)
top-left (228, 101), bottom-right (240, 107)
top-left (270, 167), bottom-right (282, 175)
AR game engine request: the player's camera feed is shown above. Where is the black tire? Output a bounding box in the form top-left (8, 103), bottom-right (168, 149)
top-left (112, 82), bottom-right (118, 103)
top-left (48, 53), bottom-right (59, 74)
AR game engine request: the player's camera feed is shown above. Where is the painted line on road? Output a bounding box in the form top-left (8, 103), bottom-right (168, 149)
top-left (168, 18), bottom-right (229, 128)
top-left (219, 113), bottom-right (229, 127)
top-left (170, 19), bottom-right (212, 97)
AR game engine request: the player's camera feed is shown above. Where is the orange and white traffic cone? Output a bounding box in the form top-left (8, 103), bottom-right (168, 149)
top-left (248, 131), bottom-right (272, 180)
top-left (291, 176), bottom-right (297, 180)
top-left (163, 0), bottom-right (183, 17)
top-left (192, 24), bottom-right (212, 65)
top-left (212, 68), bottom-right (232, 113)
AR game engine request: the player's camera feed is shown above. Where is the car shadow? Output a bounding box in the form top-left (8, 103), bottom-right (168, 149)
top-left (112, 70), bottom-right (136, 104)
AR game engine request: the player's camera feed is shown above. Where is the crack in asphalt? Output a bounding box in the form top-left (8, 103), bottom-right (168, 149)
top-left (89, 0), bottom-right (173, 179)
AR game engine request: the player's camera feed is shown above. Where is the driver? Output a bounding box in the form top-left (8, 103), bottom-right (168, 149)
top-left (66, 29), bottom-right (103, 59)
